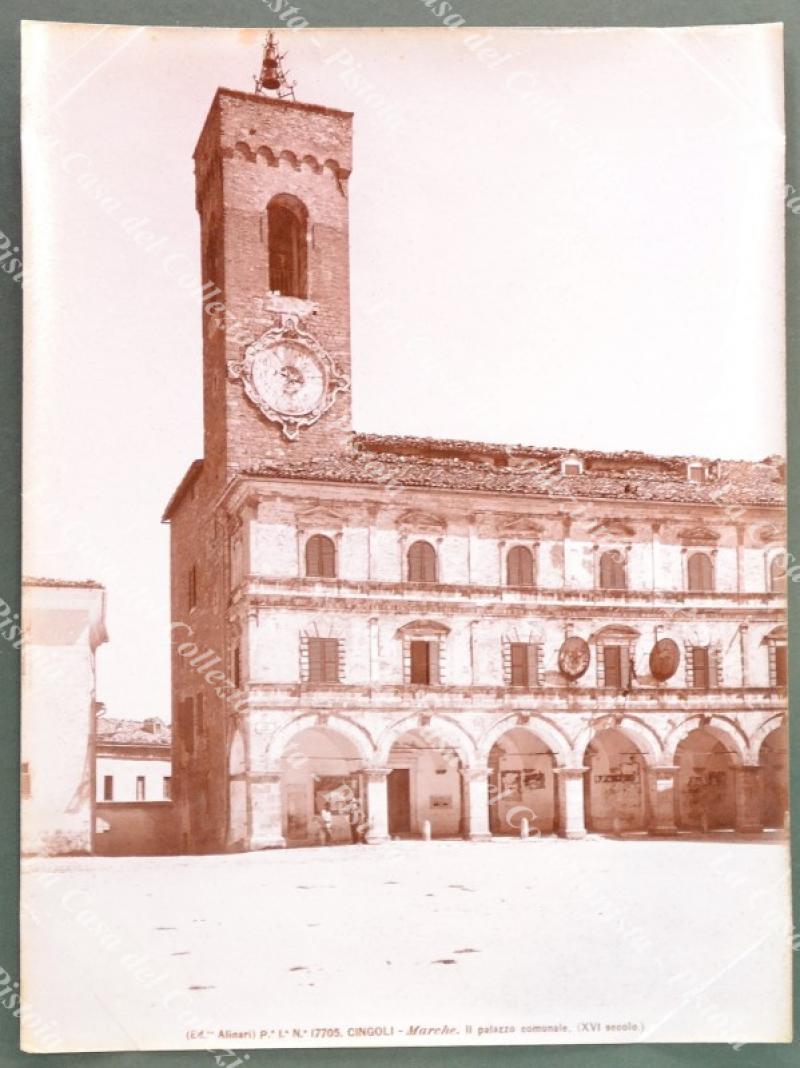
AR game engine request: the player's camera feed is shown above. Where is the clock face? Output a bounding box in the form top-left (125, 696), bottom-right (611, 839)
top-left (251, 342), bottom-right (327, 417)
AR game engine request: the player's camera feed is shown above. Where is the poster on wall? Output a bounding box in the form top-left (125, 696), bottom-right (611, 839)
top-left (19, 17), bottom-right (790, 1054)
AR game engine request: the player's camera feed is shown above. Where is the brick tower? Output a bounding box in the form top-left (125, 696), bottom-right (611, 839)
top-left (165, 46), bottom-right (356, 852)
top-left (194, 81), bottom-right (354, 483)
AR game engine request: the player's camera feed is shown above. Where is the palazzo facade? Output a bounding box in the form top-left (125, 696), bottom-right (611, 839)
top-left (166, 77), bottom-right (788, 854)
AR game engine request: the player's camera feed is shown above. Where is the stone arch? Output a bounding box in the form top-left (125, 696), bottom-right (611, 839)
top-left (375, 713), bottom-right (478, 767)
top-left (581, 722), bottom-right (653, 834)
top-left (232, 141), bottom-right (256, 162)
top-left (573, 714), bottom-right (663, 767)
top-left (301, 153), bottom-right (322, 174)
top-left (267, 192), bottom-right (308, 299)
top-left (277, 149), bottom-right (301, 171)
top-left (265, 712), bottom-right (376, 766)
top-left (477, 713), bottom-right (571, 765)
top-left (758, 718), bottom-right (789, 829)
top-left (663, 714), bottom-right (748, 764)
top-left (482, 719), bottom-right (565, 836)
top-left (323, 158), bottom-right (347, 180)
top-left (670, 717), bottom-right (744, 831)
top-left (751, 713), bottom-right (788, 762)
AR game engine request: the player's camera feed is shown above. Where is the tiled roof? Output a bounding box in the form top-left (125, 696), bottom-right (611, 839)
top-left (96, 717), bottom-right (171, 747)
top-left (242, 433), bottom-right (785, 507)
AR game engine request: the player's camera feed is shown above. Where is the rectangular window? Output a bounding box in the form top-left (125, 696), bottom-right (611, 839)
top-left (692, 646), bottom-right (710, 689)
top-left (163, 776), bottom-right (172, 800)
top-left (21, 762), bottom-right (31, 800)
top-left (308, 638), bottom-right (339, 684)
top-left (510, 643), bottom-right (538, 687)
top-left (188, 564), bottom-right (198, 610)
top-left (195, 691), bottom-right (205, 745)
top-left (410, 640), bottom-right (439, 685)
top-left (103, 775), bottom-right (114, 801)
top-left (232, 646), bottom-right (241, 689)
top-left (775, 645), bottom-right (788, 687)
top-left (182, 696), bottom-right (195, 755)
top-left (136, 776), bottom-right (146, 802)
top-left (603, 645), bottom-right (628, 689)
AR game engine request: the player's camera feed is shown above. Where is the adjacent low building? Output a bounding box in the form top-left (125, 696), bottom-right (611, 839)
top-left (94, 716), bottom-right (176, 856)
top-left (96, 716), bottom-right (172, 803)
top-left (21, 577), bottom-right (107, 856)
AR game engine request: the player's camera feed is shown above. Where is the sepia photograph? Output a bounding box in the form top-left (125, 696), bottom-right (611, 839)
top-left (19, 18), bottom-right (790, 1053)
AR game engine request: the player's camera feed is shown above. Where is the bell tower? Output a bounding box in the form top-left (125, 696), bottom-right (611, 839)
top-left (193, 36), bottom-right (354, 483)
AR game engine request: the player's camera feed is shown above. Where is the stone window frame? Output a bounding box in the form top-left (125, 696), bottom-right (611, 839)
top-left (594, 544), bottom-right (631, 591)
top-left (302, 531), bottom-right (340, 579)
top-left (766, 548), bottom-right (788, 594)
top-left (266, 192), bottom-right (309, 300)
top-left (299, 624), bottom-right (347, 685)
top-left (686, 461), bottom-right (709, 483)
top-left (592, 625), bottom-right (639, 690)
top-left (763, 625), bottom-right (788, 688)
top-left (396, 619), bottom-right (449, 686)
top-left (501, 636), bottom-right (543, 689)
top-left (504, 541), bottom-right (539, 588)
top-left (406, 538), bottom-right (439, 584)
top-left (560, 455), bottom-right (584, 476)
top-left (683, 641), bottom-right (722, 690)
top-left (683, 548), bottom-right (717, 593)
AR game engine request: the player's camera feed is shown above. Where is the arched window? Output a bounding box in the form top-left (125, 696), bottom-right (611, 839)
top-left (598, 550), bottom-right (626, 590)
top-left (770, 553), bottom-right (787, 594)
top-left (267, 194), bottom-right (308, 298)
top-left (305, 534), bottom-right (336, 578)
top-left (687, 552), bottom-right (714, 592)
top-left (507, 545), bottom-right (534, 587)
top-left (408, 540), bottom-right (437, 584)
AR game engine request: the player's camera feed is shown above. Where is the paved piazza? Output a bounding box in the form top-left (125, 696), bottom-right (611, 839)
top-left (22, 837), bottom-right (792, 1052)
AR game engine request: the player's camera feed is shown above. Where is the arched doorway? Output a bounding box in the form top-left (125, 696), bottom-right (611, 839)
top-left (584, 729), bottom-right (648, 833)
top-left (281, 727), bottom-right (367, 846)
top-left (675, 727), bottom-right (738, 830)
top-left (387, 729), bottom-right (463, 838)
top-left (487, 728), bottom-right (556, 835)
top-left (760, 724), bottom-right (788, 829)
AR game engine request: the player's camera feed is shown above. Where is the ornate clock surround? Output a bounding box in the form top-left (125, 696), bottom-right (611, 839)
top-left (227, 314), bottom-right (350, 441)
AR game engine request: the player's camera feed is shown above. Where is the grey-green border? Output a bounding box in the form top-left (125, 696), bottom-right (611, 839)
top-left (1, 1), bottom-right (796, 1065)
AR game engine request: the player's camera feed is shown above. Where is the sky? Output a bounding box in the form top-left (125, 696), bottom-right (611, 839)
top-left (21, 22), bottom-right (786, 721)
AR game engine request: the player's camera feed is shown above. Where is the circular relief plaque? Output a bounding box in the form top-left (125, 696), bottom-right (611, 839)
top-left (649, 637), bottom-right (680, 681)
top-left (558, 636), bottom-right (590, 679)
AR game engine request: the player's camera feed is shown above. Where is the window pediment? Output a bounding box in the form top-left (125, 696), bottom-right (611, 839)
top-left (756, 523), bottom-right (786, 545)
top-left (396, 509), bottom-right (447, 534)
top-left (589, 518), bottom-right (636, 539)
top-left (677, 525), bottom-right (721, 546)
top-left (396, 619), bottom-right (450, 638)
top-left (763, 624), bottom-right (787, 643)
top-left (591, 624), bottom-right (640, 642)
top-left (499, 516), bottom-right (544, 538)
top-left (296, 506), bottom-right (345, 530)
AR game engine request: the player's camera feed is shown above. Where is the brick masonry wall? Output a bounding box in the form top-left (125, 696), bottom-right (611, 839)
top-left (195, 91), bottom-right (354, 486)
